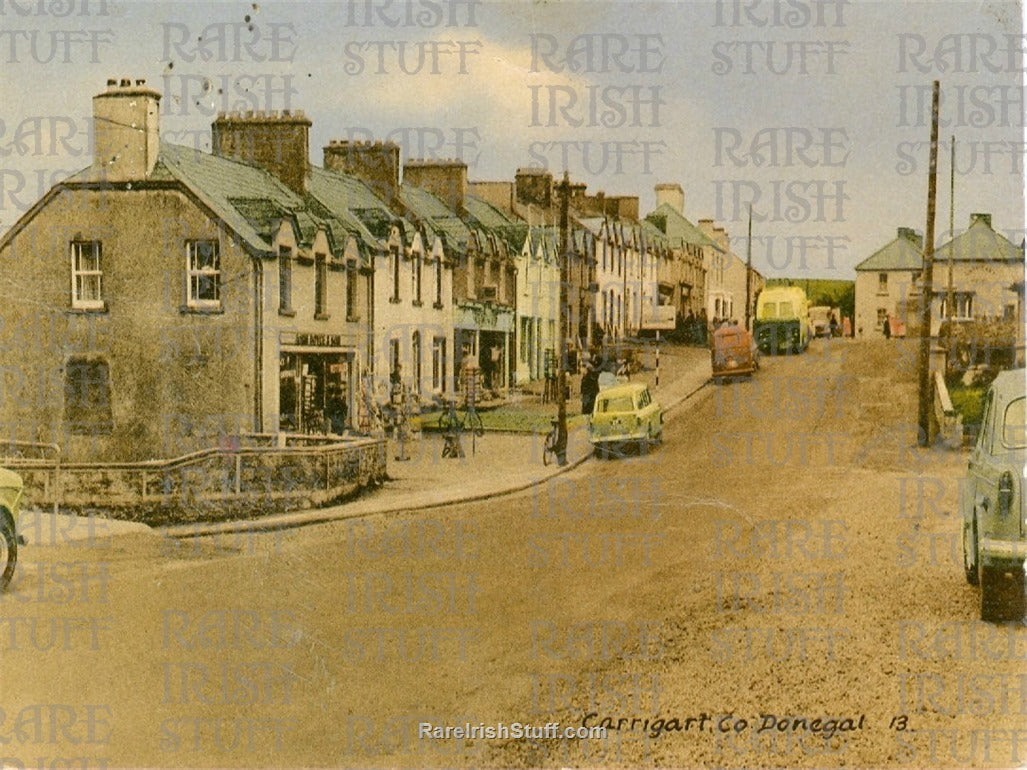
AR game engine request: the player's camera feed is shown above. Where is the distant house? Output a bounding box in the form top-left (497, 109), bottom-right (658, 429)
top-left (854, 227), bottom-right (923, 338)
top-left (928, 213), bottom-right (1025, 335)
top-left (855, 215), bottom-right (1026, 339)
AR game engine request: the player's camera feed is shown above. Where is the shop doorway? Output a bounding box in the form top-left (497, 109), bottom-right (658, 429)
top-left (279, 352), bottom-right (353, 434)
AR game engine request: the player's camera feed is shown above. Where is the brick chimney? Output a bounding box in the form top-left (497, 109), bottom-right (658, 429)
top-left (698, 219), bottom-right (729, 251)
top-left (92, 78), bottom-right (161, 181)
top-left (897, 227), bottom-right (923, 247)
top-left (323, 139), bottom-right (401, 205)
top-left (609, 196), bottom-right (639, 220)
top-left (403, 158), bottom-right (468, 212)
top-left (654, 183), bottom-right (684, 215)
top-left (515, 168), bottom-right (553, 208)
top-left (969, 212), bottom-right (992, 229)
top-left (212, 110), bottom-right (311, 195)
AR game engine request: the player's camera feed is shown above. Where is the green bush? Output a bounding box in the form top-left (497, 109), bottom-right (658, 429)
top-left (949, 385), bottom-right (987, 426)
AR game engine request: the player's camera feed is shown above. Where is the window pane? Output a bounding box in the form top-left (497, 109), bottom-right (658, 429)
top-left (1003, 398), bottom-right (1026, 448)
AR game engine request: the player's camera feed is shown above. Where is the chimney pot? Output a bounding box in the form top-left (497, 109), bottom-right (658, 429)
top-left (106, 78), bottom-right (116, 86)
top-left (135, 79), bottom-right (145, 86)
top-left (119, 78), bottom-right (130, 87)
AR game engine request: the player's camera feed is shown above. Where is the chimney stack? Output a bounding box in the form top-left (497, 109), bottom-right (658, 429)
top-left (654, 183), bottom-right (684, 215)
top-left (403, 158), bottom-right (468, 212)
top-left (92, 77), bottom-right (161, 181)
top-left (897, 227), bottom-right (923, 248)
top-left (515, 167), bottom-right (553, 208)
top-left (212, 111), bottom-right (312, 195)
top-left (323, 140), bottom-right (401, 206)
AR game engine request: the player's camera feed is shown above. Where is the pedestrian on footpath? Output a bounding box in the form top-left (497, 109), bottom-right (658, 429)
top-left (580, 361), bottom-right (600, 416)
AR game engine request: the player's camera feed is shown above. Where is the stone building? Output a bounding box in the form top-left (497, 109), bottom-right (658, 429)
top-left (0, 80), bottom-right (382, 460)
top-left (853, 227), bottom-right (923, 338)
top-left (854, 214), bottom-right (1023, 339)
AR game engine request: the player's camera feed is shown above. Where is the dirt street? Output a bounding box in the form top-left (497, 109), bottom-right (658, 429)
top-left (1, 339), bottom-right (1021, 769)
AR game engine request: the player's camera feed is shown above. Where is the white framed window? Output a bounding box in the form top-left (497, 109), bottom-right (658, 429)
top-left (71, 241), bottom-right (103, 309)
top-left (186, 240), bottom-right (220, 308)
top-left (941, 292), bottom-right (974, 320)
top-left (432, 336), bottom-right (446, 392)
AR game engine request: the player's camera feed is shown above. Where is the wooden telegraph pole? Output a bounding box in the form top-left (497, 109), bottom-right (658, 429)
top-left (556, 171), bottom-right (570, 465)
top-left (946, 135), bottom-right (955, 357)
top-left (745, 204), bottom-right (753, 330)
top-left (917, 80), bottom-right (941, 447)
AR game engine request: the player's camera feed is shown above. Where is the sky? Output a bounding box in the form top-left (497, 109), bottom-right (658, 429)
top-left (0, 0), bottom-right (1023, 278)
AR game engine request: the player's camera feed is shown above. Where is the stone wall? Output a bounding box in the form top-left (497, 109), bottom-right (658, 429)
top-left (6, 436), bottom-right (386, 527)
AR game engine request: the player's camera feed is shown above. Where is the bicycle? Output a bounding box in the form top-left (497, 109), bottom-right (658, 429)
top-left (464, 405), bottom-right (484, 437)
top-left (542, 419), bottom-right (560, 466)
top-left (438, 399), bottom-right (462, 432)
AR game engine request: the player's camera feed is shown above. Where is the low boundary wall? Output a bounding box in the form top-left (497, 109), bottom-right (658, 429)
top-left (2, 435), bottom-right (387, 527)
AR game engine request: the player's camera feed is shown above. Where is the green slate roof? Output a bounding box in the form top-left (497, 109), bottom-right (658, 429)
top-left (400, 183), bottom-right (472, 253)
top-left (157, 143), bottom-right (307, 254)
top-left (463, 194), bottom-right (525, 250)
top-left (308, 165), bottom-right (401, 248)
top-left (855, 232), bottom-right (924, 271)
top-left (647, 203), bottom-right (721, 251)
top-left (934, 217), bottom-right (1024, 263)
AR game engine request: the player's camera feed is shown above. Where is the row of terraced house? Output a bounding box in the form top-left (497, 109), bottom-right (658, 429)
top-left (0, 78), bottom-right (762, 462)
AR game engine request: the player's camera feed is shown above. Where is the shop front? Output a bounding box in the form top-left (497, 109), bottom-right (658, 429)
top-left (278, 332), bottom-right (356, 434)
top-left (454, 303), bottom-right (514, 393)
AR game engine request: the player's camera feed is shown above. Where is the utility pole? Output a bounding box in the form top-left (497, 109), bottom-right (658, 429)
top-left (917, 80), bottom-right (941, 447)
top-left (555, 171), bottom-right (570, 465)
top-left (946, 134), bottom-right (955, 359)
top-left (745, 204), bottom-right (753, 331)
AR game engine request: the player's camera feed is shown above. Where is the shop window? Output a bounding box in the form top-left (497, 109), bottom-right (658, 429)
top-left (65, 356), bottom-right (112, 435)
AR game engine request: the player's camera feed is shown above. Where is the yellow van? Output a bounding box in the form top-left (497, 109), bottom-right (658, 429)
top-left (754, 286), bottom-right (811, 354)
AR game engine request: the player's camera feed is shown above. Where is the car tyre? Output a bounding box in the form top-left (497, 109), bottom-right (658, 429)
top-left (980, 563), bottom-right (1027, 623)
top-left (0, 510), bottom-right (17, 592)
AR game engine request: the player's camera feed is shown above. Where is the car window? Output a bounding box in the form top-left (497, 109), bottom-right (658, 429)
top-left (1003, 397), bottom-right (1026, 448)
top-left (779, 301), bottom-right (793, 318)
top-left (599, 396), bottom-right (634, 413)
top-left (760, 302), bottom-right (776, 319)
